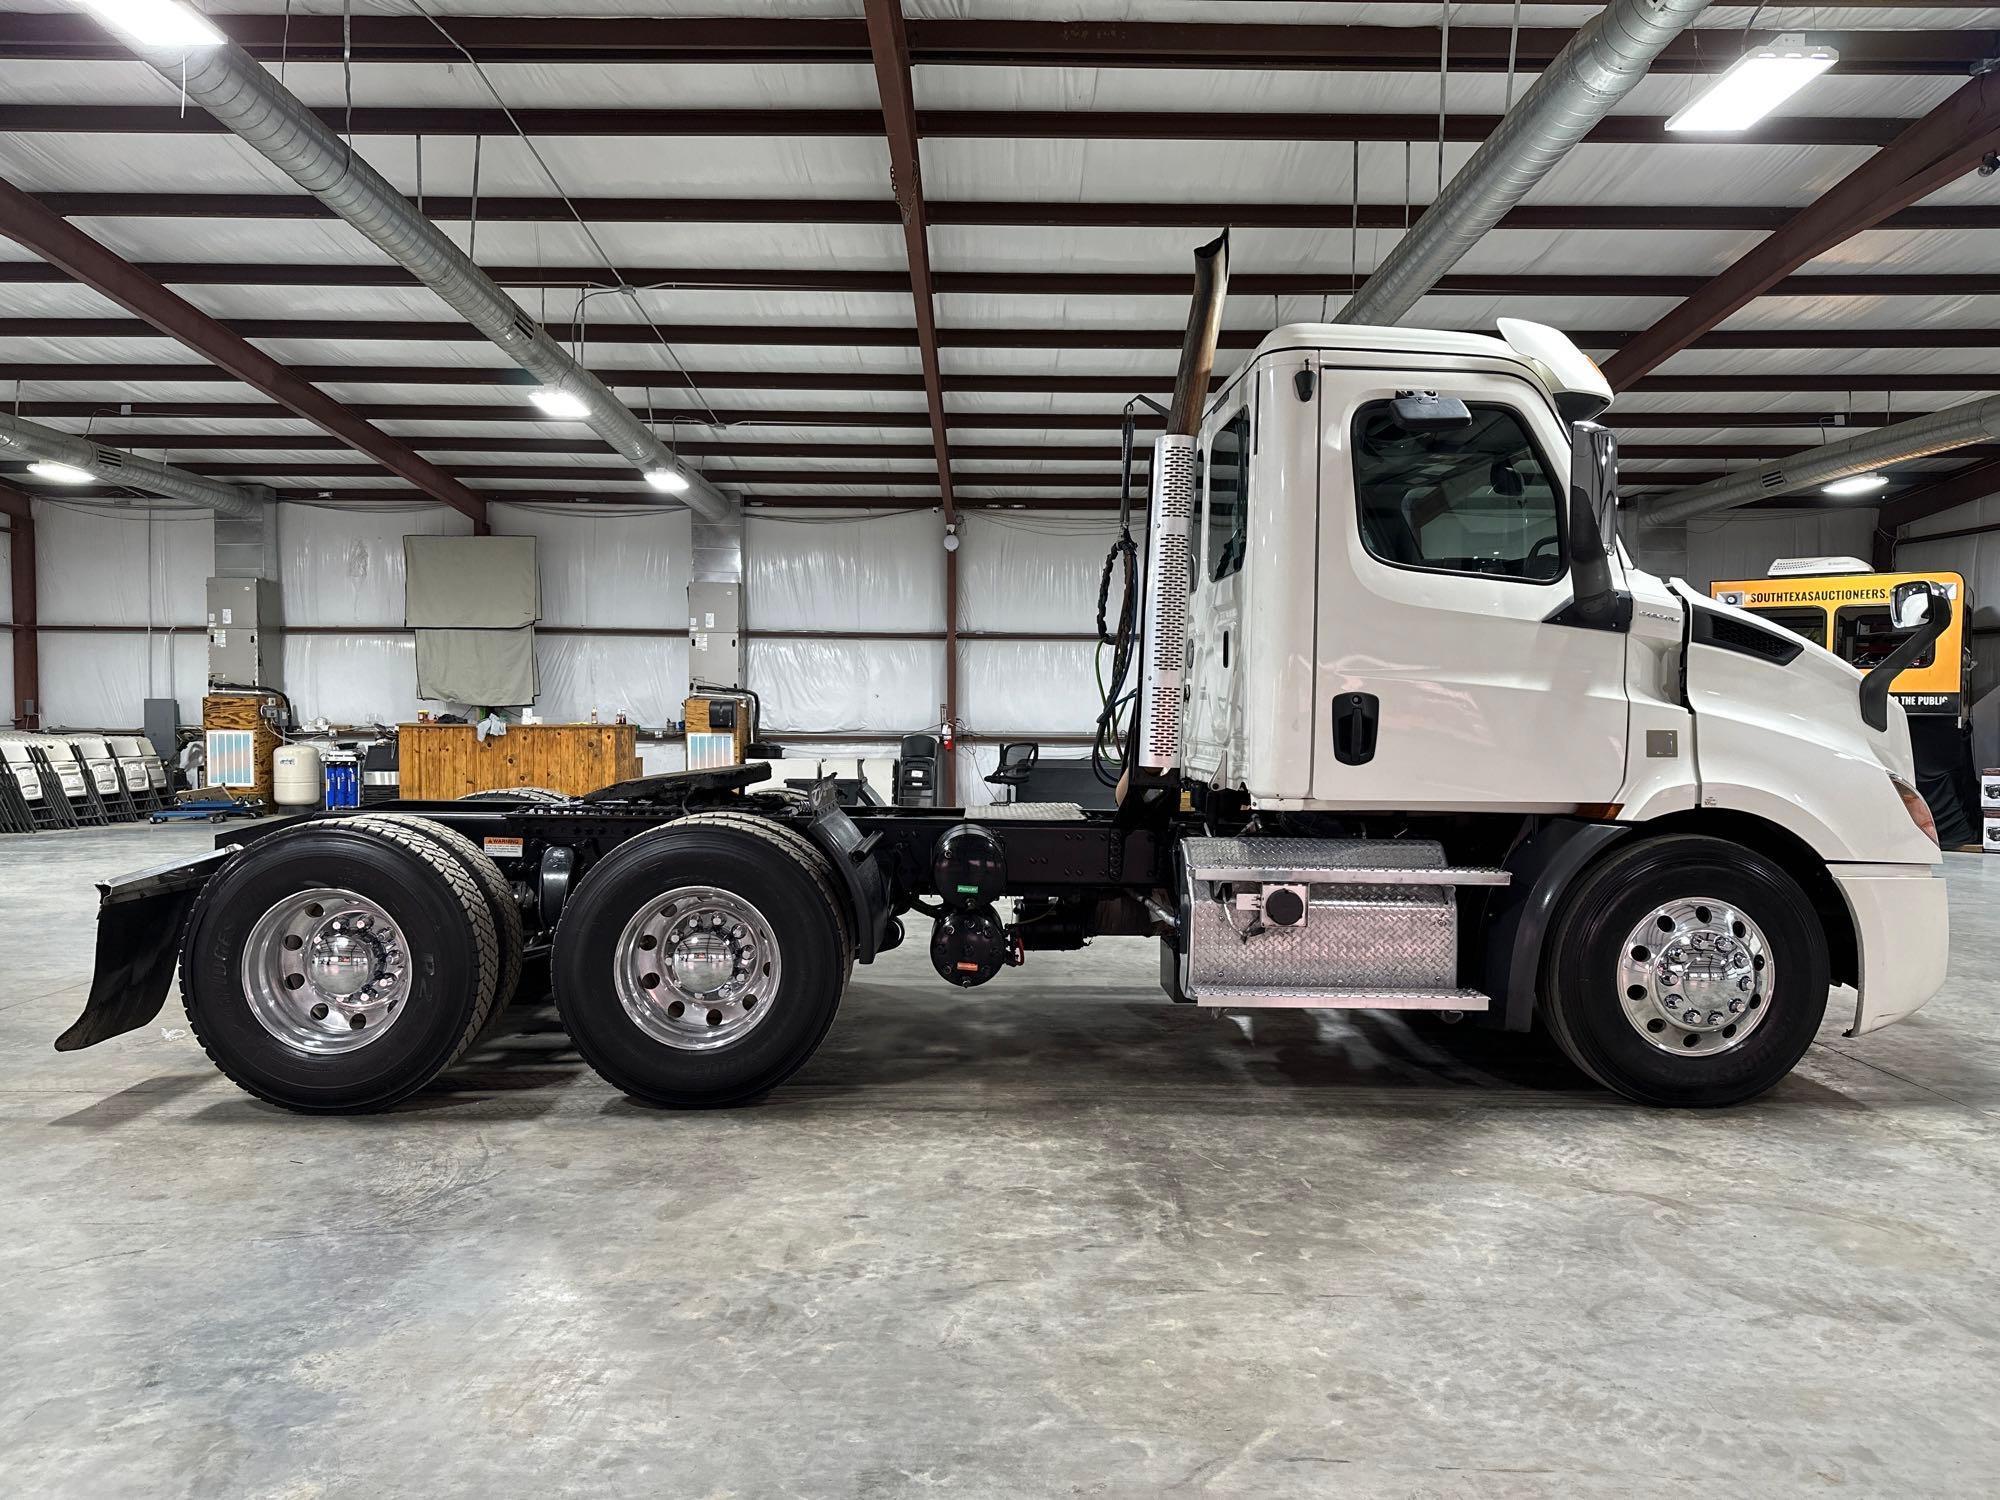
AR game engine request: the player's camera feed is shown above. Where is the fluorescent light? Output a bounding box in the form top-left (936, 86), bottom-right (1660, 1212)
top-left (1823, 473), bottom-right (1889, 497)
top-left (528, 387), bottom-right (591, 419)
top-left (1666, 34), bottom-right (1837, 133)
top-left (28, 460), bottom-right (95, 484)
top-left (78, 0), bottom-right (226, 48)
top-left (642, 467), bottom-right (690, 494)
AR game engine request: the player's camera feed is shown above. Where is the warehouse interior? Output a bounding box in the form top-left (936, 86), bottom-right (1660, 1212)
top-left (5, 1), bottom-right (2000, 1494)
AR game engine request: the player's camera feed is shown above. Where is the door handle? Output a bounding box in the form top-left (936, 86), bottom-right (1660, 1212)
top-left (1331, 692), bottom-right (1379, 766)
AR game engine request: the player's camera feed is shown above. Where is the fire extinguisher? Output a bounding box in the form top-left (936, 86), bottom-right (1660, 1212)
top-left (939, 707), bottom-right (956, 756)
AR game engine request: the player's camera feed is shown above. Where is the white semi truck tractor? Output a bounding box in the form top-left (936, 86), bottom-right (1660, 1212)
top-left (59, 236), bottom-right (1952, 1114)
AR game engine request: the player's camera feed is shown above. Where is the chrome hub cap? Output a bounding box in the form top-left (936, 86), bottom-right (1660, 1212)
top-left (615, 886), bottom-right (781, 1051)
top-left (1617, 897), bottom-right (1774, 1056)
top-left (243, 888), bottom-right (412, 1055)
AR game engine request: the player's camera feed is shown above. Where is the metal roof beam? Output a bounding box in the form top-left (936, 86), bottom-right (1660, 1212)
top-left (0, 177), bottom-right (487, 528)
top-left (0, 13), bottom-right (1984, 73)
top-left (11, 263), bottom-right (1999, 299)
top-left (11, 360), bottom-right (1999, 400)
top-left (863, 0), bottom-right (955, 526)
top-left (7, 318), bottom-right (1998, 355)
top-left (34, 194), bottom-right (2000, 233)
top-left (0, 401), bottom-right (1953, 433)
top-left (1604, 72), bottom-right (2000, 390)
top-left (0, 104), bottom-right (1912, 147)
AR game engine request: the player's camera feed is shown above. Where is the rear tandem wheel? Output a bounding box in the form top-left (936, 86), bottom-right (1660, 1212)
top-left (177, 819), bottom-right (502, 1113)
top-left (553, 812), bottom-right (853, 1107)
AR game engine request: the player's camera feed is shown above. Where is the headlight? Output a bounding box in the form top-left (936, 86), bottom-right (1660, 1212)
top-left (1890, 773), bottom-right (1938, 845)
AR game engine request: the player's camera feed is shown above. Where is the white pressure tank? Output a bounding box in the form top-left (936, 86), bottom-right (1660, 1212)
top-left (272, 743), bottom-right (325, 807)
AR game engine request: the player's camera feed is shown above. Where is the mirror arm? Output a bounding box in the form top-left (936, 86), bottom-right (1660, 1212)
top-left (1567, 421), bottom-right (1620, 628)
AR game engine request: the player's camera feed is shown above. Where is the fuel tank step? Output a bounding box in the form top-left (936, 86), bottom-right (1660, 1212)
top-left (1176, 837), bottom-right (1506, 1004)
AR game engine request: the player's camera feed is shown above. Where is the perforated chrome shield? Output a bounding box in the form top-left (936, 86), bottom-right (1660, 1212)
top-left (1137, 433), bottom-right (1197, 773)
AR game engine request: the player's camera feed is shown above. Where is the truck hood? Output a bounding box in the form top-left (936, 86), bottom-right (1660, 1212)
top-left (1672, 582), bottom-right (1916, 783)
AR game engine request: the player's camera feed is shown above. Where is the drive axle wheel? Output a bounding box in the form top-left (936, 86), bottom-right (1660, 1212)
top-left (553, 813), bottom-right (850, 1107)
top-left (179, 821), bottom-right (500, 1113)
top-left (1541, 834), bottom-right (1828, 1108)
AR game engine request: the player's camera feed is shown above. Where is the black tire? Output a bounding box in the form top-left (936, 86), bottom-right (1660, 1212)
top-left (459, 786), bottom-right (567, 804)
top-left (553, 812), bottom-right (851, 1107)
top-left (178, 820), bottom-right (502, 1113)
top-left (346, 814), bottom-right (526, 1024)
top-left (1541, 834), bottom-right (1829, 1108)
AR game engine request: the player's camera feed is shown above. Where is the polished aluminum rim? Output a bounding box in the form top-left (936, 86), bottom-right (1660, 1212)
top-left (614, 885), bottom-right (781, 1052)
top-left (243, 888), bottom-right (412, 1055)
top-left (1616, 897), bottom-right (1774, 1056)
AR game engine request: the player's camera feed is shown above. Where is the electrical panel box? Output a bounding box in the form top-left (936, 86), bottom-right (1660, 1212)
top-left (688, 582), bottom-right (743, 690)
top-left (206, 577), bottom-right (281, 689)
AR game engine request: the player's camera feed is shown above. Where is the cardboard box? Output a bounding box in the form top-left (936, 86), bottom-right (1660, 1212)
top-left (1982, 769), bottom-right (2000, 812)
top-left (1984, 819), bottom-right (2000, 854)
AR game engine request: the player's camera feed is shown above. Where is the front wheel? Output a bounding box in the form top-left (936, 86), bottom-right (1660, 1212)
top-left (553, 813), bottom-right (851, 1107)
top-left (1541, 834), bottom-right (1829, 1107)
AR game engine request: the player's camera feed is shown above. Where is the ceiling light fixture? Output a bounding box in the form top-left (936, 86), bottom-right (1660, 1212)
top-left (528, 387), bottom-right (591, 420)
top-left (642, 467), bottom-right (691, 494)
top-left (1665, 34), bottom-right (1838, 133)
top-left (28, 460), bottom-right (96, 484)
top-left (77, 0), bottom-right (225, 48)
top-left (1823, 473), bottom-right (1889, 497)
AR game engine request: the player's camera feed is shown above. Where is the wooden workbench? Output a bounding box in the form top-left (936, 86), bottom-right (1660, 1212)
top-left (398, 722), bottom-right (642, 799)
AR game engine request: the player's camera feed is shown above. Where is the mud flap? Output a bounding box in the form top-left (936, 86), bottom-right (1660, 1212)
top-left (803, 779), bottom-right (892, 963)
top-left (54, 848), bottom-right (235, 1051)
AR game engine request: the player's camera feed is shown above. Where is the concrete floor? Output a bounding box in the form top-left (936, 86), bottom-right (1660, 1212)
top-left (5, 823), bottom-right (1999, 1498)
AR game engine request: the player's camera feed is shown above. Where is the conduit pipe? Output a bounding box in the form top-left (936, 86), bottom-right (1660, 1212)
top-left (1339, 0), bottom-right (1711, 326)
top-left (1648, 396), bottom-right (2000, 523)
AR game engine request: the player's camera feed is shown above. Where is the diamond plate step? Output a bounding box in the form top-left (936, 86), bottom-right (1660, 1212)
top-left (1186, 863), bottom-right (1510, 887)
top-left (1194, 987), bottom-right (1492, 1011)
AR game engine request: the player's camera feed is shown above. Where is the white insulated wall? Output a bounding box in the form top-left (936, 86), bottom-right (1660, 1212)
top-left (33, 501), bottom-right (212, 730)
top-left (23, 501), bottom-right (1128, 767)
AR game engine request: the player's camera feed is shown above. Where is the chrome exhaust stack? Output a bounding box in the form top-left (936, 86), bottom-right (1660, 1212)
top-left (1132, 232), bottom-right (1230, 780)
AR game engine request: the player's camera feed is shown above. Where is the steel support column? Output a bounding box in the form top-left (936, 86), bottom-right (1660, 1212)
top-left (1, 482), bottom-right (37, 730)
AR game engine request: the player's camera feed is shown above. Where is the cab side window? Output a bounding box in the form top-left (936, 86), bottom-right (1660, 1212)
top-left (1208, 408), bottom-right (1250, 582)
top-left (1351, 401), bottom-right (1562, 582)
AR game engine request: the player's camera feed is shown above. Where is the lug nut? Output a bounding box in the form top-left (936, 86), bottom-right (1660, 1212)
top-left (353, 916), bottom-right (371, 930)
top-left (1707, 1011), bottom-right (1725, 1026)
top-left (1728, 999), bottom-right (1745, 1014)
top-left (1664, 994), bottom-right (1683, 1009)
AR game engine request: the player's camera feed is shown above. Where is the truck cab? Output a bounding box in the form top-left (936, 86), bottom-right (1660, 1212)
top-left (1143, 317), bottom-right (1949, 1088)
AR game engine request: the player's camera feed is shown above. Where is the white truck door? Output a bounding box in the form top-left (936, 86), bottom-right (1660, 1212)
top-left (1311, 374), bottom-right (1629, 810)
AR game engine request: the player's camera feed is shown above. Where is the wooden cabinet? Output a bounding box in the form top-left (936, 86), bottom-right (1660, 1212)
top-left (398, 723), bottom-right (642, 800)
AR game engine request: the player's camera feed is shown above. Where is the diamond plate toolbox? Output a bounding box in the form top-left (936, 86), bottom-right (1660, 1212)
top-left (1181, 838), bottom-right (1458, 993)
